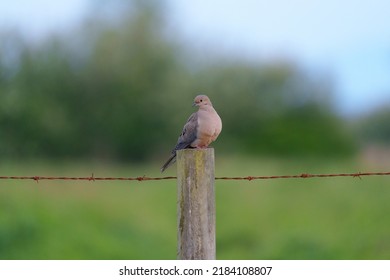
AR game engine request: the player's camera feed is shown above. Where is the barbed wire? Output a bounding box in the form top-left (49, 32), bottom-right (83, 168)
top-left (0, 171), bottom-right (390, 183)
top-left (0, 175), bottom-right (175, 182)
top-left (215, 171), bottom-right (390, 180)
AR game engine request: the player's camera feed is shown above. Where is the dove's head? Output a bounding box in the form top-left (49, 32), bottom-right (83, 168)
top-left (193, 95), bottom-right (212, 107)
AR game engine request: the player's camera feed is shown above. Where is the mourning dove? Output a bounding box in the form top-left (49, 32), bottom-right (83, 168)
top-left (161, 95), bottom-right (222, 172)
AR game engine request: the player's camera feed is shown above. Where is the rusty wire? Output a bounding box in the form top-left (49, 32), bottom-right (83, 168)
top-left (0, 171), bottom-right (390, 183)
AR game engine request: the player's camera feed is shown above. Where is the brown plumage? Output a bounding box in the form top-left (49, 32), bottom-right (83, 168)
top-left (161, 95), bottom-right (222, 172)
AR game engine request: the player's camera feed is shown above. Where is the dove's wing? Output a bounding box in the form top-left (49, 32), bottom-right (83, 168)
top-left (173, 112), bottom-right (198, 151)
top-left (160, 112), bottom-right (198, 172)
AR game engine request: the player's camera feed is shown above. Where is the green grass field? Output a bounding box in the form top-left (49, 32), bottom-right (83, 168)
top-left (0, 156), bottom-right (389, 259)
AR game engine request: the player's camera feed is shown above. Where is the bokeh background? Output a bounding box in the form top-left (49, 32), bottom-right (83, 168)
top-left (0, 0), bottom-right (389, 259)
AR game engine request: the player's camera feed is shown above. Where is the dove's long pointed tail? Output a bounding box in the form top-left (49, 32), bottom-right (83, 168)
top-left (161, 153), bottom-right (177, 172)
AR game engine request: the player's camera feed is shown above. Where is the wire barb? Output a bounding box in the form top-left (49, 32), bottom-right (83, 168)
top-left (88, 173), bottom-right (95, 181)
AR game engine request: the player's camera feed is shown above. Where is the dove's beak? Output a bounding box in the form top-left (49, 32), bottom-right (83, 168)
top-left (192, 102), bottom-right (197, 107)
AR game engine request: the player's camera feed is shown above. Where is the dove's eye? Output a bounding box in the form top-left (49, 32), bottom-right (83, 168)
top-left (200, 99), bottom-right (203, 102)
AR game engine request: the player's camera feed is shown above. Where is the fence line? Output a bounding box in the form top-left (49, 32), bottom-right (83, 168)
top-left (0, 171), bottom-right (390, 183)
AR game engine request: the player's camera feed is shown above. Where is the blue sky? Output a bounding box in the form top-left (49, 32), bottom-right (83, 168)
top-left (1, 0), bottom-right (389, 115)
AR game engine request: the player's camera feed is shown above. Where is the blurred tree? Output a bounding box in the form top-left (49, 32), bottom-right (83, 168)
top-left (74, 3), bottom-right (183, 160)
top-left (1, 1), bottom-right (184, 161)
top-left (0, 0), bottom-right (357, 161)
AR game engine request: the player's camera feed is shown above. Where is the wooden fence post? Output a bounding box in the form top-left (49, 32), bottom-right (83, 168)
top-left (176, 148), bottom-right (216, 260)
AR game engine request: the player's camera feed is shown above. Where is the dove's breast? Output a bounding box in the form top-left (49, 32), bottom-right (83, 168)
top-left (191, 107), bottom-right (222, 148)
